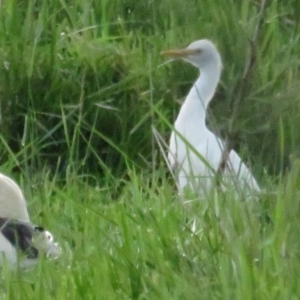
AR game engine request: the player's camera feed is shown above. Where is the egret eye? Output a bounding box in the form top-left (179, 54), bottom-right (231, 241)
top-left (45, 231), bottom-right (53, 241)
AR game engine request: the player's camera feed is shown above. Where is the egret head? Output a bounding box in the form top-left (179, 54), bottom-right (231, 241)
top-left (161, 39), bottom-right (222, 70)
top-left (32, 227), bottom-right (61, 259)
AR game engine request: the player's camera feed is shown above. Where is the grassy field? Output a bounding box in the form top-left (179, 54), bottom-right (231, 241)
top-left (1, 0), bottom-right (300, 299)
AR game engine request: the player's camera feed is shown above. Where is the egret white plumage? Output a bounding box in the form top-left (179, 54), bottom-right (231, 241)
top-left (161, 39), bottom-right (260, 196)
top-left (0, 173), bottom-right (60, 268)
top-left (0, 173), bottom-right (30, 222)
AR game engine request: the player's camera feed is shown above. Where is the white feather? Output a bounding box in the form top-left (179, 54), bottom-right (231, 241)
top-left (0, 173), bottom-right (30, 222)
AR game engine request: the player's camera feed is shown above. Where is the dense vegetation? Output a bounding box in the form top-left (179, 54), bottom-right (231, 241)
top-left (1, 0), bottom-right (300, 298)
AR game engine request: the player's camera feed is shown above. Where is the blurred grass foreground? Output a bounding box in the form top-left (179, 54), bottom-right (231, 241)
top-left (1, 0), bottom-right (300, 299)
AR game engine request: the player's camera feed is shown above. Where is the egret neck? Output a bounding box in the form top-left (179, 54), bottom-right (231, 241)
top-left (175, 62), bottom-right (222, 144)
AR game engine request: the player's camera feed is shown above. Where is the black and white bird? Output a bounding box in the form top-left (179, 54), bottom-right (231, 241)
top-left (0, 173), bottom-right (60, 269)
top-left (161, 40), bottom-right (260, 196)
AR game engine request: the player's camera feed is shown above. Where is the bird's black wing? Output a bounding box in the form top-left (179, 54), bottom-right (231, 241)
top-left (0, 218), bottom-right (41, 259)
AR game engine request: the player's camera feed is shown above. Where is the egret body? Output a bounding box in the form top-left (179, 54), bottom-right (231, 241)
top-left (161, 40), bottom-right (260, 196)
top-left (0, 173), bottom-right (60, 268)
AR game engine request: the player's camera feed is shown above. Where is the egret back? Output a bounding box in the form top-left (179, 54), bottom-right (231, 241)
top-left (0, 174), bottom-right (30, 222)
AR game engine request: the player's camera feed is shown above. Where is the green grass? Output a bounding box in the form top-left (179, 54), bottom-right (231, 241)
top-left (1, 0), bottom-right (300, 298)
top-left (1, 170), bottom-right (300, 299)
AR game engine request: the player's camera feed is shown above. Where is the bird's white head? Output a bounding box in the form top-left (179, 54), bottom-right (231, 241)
top-left (32, 228), bottom-right (61, 259)
top-left (161, 39), bottom-right (222, 70)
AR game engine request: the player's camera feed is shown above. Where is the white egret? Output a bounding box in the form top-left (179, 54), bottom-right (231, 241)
top-left (161, 39), bottom-right (260, 196)
top-left (0, 173), bottom-right (60, 268)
